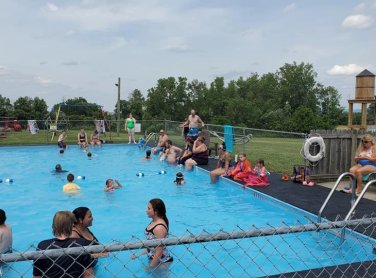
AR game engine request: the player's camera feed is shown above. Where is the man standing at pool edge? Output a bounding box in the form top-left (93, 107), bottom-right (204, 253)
top-left (184, 109), bottom-right (205, 140)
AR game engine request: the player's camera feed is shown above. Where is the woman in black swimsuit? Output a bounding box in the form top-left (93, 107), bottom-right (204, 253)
top-left (185, 136), bottom-right (209, 171)
top-left (72, 207), bottom-right (107, 264)
top-left (131, 198), bottom-right (173, 268)
top-left (77, 128), bottom-right (88, 148)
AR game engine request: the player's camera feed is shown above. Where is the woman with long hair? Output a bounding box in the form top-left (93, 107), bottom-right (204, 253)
top-left (346, 134), bottom-right (376, 195)
top-left (131, 198), bottom-right (173, 268)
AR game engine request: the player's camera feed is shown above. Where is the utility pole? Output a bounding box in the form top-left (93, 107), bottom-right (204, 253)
top-left (115, 77), bottom-right (121, 136)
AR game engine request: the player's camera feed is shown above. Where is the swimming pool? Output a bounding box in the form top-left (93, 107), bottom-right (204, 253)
top-left (0, 144), bottom-right (375, 277)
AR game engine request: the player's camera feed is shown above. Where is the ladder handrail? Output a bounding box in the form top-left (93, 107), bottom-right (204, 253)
top-left (317, 172), bottom-right (356, 223)
top-left (144, 132), bottom-right (157, 144)
top-left (344, 179), bottom-right (376, 221)
top-left (139, 132), bottom-right (157, 150)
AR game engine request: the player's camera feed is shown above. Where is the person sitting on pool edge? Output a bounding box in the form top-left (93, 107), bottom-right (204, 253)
top-left (57, 131), bottom-right (68, 150)
top-left (210, 142), bottom-right (232, 183)
top-left (151, 130), bottom-right (169, 154)
top-left (160, 140), bottom-right (182, 164)
top-left (90, 130), bottom-right (102, 148)
top-left (63, 173), bottom-right (80, 194)
top-left (185, 136), bottom-right (209, 171)
top-left (104, 179), bottom-right (123, 192)
top-left (77, 128), bottom-right (88, 149)
top-left (227, 153), bottom-right (252, 182)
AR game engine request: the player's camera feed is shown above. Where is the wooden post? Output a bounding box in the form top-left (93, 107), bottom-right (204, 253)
top-left (116, 78), bottom-right (121, 136)
top-left (361, 103), bottom-right (367, 128)
top-left (348, 102), bottom-right (353, 127)
top-left (350, 130), bottom-right (358, 164)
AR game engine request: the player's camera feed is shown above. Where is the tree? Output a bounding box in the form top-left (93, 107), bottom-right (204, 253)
top-left (290, 107), bottom-right (317, 133)
top-left (145, 77), bottom-right (174, 119)
top-left (13, 97), bottom-right (34, 121)
top-left (278, 62), bottom-right (318, 113)
top-left (316, 85), bottom-right (345, 128)
top-left (187, 80), bottom-right (208, 120)
top-left (127, 89), bottom-right (145, 120)
top-left (0, 94), bottom-right (13, 117)
top-left (32, 97), bottom-right (48, 120)
top-left (51, 98), bottom-right (100, 120)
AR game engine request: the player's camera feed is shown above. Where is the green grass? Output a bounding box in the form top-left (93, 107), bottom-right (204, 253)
top-left (0, 130), bottom-right (305, 174)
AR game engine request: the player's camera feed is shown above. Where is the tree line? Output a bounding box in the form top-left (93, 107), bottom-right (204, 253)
top-left (0, 62), bottom-right (349, 132)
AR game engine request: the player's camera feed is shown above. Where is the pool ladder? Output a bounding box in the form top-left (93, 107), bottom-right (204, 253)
top-left (317, 172), bottom-right (376, 242)
top-left (139, 132), bottom-right (157, 150)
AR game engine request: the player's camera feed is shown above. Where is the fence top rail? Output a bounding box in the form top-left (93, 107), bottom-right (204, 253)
top-left (165, 120), bottom-right (307, 137)
top-left (1, 217), bottom-right (374, 263)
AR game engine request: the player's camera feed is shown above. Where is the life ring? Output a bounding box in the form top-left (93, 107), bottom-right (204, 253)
top-left (303, 136), bottom-right (325, 162)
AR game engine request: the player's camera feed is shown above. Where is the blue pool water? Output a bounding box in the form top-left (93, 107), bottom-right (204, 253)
top-left (0, 144), bottom-right (375, 277)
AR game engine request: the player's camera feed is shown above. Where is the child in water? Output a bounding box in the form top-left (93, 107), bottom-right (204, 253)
top-left (104, 179), bottom-right (123, 192)
top-left (63, 174), bottom-right (80, 193)
top-left (174, 172), bottom-right (185, 185)
top-left (144, 150), bottom-right (152, 160)
top-left (54, 164), bottom-right (68, 173)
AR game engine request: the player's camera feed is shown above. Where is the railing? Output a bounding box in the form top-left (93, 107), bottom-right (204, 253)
top-left (0, 119), bottom-right (334, 175)
top-left (317, 172), bottom-right (356, 223)
top-left (1, 217), bottom-right (375, 277)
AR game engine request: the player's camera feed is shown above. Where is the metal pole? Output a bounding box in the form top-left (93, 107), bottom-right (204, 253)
top-left (116, 77), bottom-right (121, 136)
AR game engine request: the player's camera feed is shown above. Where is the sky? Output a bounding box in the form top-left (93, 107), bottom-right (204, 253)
top-left (0, 0), bottom-right (375, 112)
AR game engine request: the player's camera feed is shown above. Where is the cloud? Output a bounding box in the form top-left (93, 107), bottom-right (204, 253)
top-left (62, 61), bottom-right (79, 66)
top-left (240, 28), bottom-right (262, 41)
top-left (42, 2), bottom-right (169, 31)
top-left (162, 37), bottom-right (190, 53)
top-left (46, 3), bottom-right (59, 12)
top-left (354, 3), bottom-right (367, 13)
top-left (213, 70), bottom-right (251, 79)
top-left (342, 14), bottom-right (374, 29)
top-left (0, 66), bottom-right (10, 75)
top-left (110, 37), bottom-right (129, 50)
top-left (284, 3), bottom-right (296, 13)
top-left (327, 64), bottom-right (365, 75)
top-left (34, 76), bottom-right (52, 86)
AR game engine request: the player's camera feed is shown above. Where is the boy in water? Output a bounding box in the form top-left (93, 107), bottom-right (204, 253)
top-left (63, 174), bottom-right (80, 193)
top-left (144, 150), bottom-right (152, 160)
top-left (104, 179), bottom-right (123, 192)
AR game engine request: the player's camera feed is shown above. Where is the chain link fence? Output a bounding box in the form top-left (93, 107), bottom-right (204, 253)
top-left (0, 118), bottom-right (339, 174)
top-left (1, 217), bottom-right (375, 277)
top-left (164, 120), bottom-right (307, 174)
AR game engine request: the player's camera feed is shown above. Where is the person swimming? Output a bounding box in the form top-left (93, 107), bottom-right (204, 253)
top-left (54, 164), bottom-right (68, 173)
top-left (144, 150), bottom-right (152, 160)
top-left (174, 172), bottom-right (185, 185)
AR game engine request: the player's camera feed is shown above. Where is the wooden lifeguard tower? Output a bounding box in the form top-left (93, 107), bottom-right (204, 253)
top-left (348, 69), bottom-right (376, 129)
